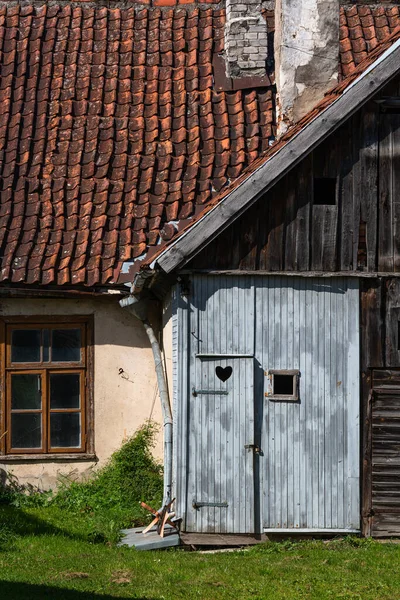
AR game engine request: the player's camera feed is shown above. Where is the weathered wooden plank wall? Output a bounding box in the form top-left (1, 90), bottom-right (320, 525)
top-left (361, 279), bottom-right (400, 537)
top-left (257, 276), bottom-right (360, 531)
top-left (189, 78), bottom-right (400, 274)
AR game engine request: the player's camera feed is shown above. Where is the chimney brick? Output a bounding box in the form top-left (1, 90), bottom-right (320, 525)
top-left (225, 0), bottom-right (269, 77)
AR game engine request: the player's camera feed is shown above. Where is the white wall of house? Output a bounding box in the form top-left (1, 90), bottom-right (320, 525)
top-left (162, 290), bottom-right (174, 405)
top-left (0, 296), bottom-right (162, 490)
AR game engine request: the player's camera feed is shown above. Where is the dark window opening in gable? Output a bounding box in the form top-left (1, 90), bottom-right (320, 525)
top-left (313, 177), bottom-right (336, 205)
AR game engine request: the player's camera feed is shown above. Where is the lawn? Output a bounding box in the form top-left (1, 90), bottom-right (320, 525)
top-left (1, 505), bottom-right (400, 600)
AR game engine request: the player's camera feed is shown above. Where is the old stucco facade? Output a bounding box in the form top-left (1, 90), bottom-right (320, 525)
top-left (0, 296), bottom-right (163, 489)
top-left (274, 0), bottom-right (339, 130)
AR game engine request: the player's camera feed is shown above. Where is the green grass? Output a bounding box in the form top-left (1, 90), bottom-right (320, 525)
top-left (1, 505), bottom-right (400, 600)
top-left (0, 423), bottom-right (164, 545)
top-left (1, 426), bottom-right (399, 599)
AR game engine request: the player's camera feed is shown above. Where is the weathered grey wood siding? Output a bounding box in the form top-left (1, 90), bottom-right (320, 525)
top-left (187, 77), bottom-right (400, 275)
top-left (258, 277), bottom-right (360, 530)
top-left (174, 275), bottom-right (360, 533)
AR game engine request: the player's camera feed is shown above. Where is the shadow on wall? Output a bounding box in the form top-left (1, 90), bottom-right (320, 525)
top-left (93, 296), bottom-right (158, 351)
top-left (0, 582), bottom-right (159, 600)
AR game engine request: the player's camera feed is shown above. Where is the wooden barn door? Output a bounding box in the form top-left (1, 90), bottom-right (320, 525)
top-left (185, 357), bottom-right (256, 534)
top-left (183, 276), bottom-right (257, 534)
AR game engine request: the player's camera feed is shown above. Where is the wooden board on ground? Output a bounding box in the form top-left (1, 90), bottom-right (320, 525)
top-left (180, 533), bottom-right (268, 547)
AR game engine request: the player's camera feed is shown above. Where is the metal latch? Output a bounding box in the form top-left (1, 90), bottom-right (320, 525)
top-left (244, 444), bottom-right (261, 454)
top-left (192, 500), bottom-right (229, 510)
top-left (192, 387), bottom-right (228, 397)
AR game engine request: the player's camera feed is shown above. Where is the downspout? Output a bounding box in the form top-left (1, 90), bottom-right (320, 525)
top-left (119, 294), bottom-right (173, 507)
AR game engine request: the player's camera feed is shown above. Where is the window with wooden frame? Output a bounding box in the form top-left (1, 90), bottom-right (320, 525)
top-left (0, 317), bottom-right (94, 457)
top-left (265, 369), bottom-right (300, 401)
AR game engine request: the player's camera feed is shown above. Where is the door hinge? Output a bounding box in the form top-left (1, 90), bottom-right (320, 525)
top-left (192, 387), bottom-right (228, 397)
top-left (192, 500), bottom-right (229, 510)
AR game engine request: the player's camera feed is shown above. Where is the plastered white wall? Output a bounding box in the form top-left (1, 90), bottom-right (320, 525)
top-left (0, 296), bottom-right (163, 490)
top-left (162, 290), bottom-right (173, 406)
top-left (274, 0), bottom-right (339, 131)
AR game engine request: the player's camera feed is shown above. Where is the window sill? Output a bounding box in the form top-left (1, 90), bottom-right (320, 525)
top-left (0, 453), bottom-right (97, 463)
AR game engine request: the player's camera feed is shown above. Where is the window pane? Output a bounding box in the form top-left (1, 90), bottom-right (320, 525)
top-left (50, 373), bottom-right (80, 409)
top-left (11, 413), bottom-right (42, 448)
top-left (43, 329), bottom-right (49, 362)
top-left (51, 329), bottom-right (81, 362)
top-left (11, 374), bottom-right (42, 409)
top-left (50, 413), bottom-right (81, 448)
top-left (11, 330), bottom-right (41, 363)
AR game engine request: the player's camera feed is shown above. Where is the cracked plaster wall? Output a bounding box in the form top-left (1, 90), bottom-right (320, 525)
top-left (275, 0), bottom-right (339, 132)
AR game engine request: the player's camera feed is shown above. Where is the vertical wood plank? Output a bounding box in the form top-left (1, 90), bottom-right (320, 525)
top-left (358, 102), bottom-right (379, 272)
top-left (295, 155), bottom-right (312, 271)
top-left (339, 119), bottom-right (356, 271)
top-left (260, 184), bottom-right (285, 271)
top-left (385, 279), bottom-right (400, 367)
top-left (283, 171), bottom-right (297, 271)
top-left (360, 279), bottom-right (382, 536)
top-left (311, 135), bottom-right (340, 271)
top-left (392, 115), bottom-right (400, 271)
top-left (378, 112), bottom-right (394, 271)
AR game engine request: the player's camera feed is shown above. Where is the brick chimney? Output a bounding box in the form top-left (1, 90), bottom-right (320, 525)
top-left (274, 0), bottom-right (339, 133)
top-left (224, 0), bottom-right (269, 78)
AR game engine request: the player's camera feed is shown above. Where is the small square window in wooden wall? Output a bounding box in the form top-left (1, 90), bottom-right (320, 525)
top-left (266, 370), bottom-right (300, 401)
top-left (0, 316), bottom-right (94, 458)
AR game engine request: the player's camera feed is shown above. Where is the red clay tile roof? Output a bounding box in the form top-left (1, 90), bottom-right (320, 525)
top-left (145, 21), bottom-right (400, 271)
top-left (2, 2), bottom-right (400, 287)
top-left (340, 4), bottom-right (400, 78)
top-left (0, 3), bottom-right (275, 287)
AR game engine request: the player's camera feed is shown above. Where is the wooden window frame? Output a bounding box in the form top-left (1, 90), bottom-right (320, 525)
top-left (0, 316), bottom-right (94, 460)
top-left (265, 369), bottom-right (300, 401)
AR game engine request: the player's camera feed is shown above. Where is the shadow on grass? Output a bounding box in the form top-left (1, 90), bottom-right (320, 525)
top-left (0, 504), bottom-right (111, 547)
top-left (0, 581), bottom-right (159, 600)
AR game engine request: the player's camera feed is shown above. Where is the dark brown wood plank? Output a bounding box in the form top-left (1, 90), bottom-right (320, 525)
top-left (391, 114), bottom-right (400, 271)
top-left (358, 102), bottom-right (379, 272)
top-left (361, 280), bottom-right (384, 370)
top-left (385, 279), bottom-right (400, 367)
top-left (360, 280), bottom-right (383, 536)
top-left (283, 170), bottom-right (297, 270)
top-left (236, 200), bottom-right (261, 270)
top-left (378, 112), bottom-right (394, 271)
top-left (339, 118), bottom-right (356, 271)
top-left (294, 154), bottom-right (312, 271)
top-left (259, 184), bottom-right (284, 271)
top-left (311, 205), bottom-right (338, 271)
top-left (311, 134), bottom-right (339, 271)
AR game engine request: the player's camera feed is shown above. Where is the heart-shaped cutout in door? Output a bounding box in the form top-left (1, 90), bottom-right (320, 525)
top-left (216, 366), bottom-right (233, 382)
